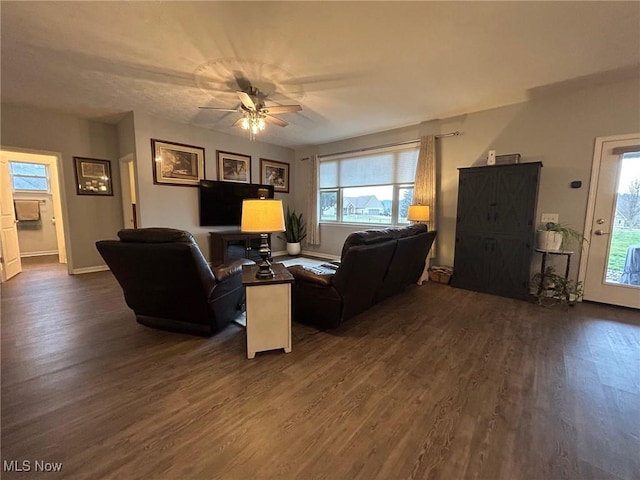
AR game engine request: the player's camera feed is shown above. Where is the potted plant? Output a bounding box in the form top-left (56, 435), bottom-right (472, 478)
top-left (536, 222), bottom-right (587, 252)
top-left (531, 266), bottom-right (584, 308)
top-left (279, 207), bottom-right (307, 256)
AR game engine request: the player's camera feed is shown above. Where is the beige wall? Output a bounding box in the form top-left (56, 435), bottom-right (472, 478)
top-left (294, 77), bottom-right (640, 279)
top-left (3, 76), bottom-right (637, 274)
top-left (1, 104), bottom-right (296, 271)
top-left (1, 104), bottom-right (122, 271)
top-left (129, 112), bottom-right (295, 258)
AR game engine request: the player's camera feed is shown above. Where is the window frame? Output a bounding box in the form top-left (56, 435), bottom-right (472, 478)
top-left (319, 188), bottom-right (340, 223)
top-left (9, 161), bottom-right (51, 193)
top-left (318, 144), bottom-right (418, 227)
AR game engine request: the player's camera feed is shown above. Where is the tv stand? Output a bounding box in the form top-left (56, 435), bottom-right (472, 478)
top-left (209, 230), bottom-right (270, 266)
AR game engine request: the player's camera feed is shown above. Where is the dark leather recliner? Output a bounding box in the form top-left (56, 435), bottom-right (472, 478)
top-left (288, 224), bottom-right (437, 329)
top-left (96, 228), bottom-right (253, 336)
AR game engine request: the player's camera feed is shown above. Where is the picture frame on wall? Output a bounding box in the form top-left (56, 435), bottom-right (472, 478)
top-left (260, 158), bottom-right (289, 193)
top-left (151, 138), bottom-right (205, 187)
top-left (217, 150), bottom-right (251, 184)
top-left (495, 153), bottom-right (521, 165)
top-left (73, 157), bottom-right (113, 196)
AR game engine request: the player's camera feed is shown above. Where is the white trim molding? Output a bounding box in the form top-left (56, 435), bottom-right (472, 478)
top-left (71, 265), bottom-right (110, 275)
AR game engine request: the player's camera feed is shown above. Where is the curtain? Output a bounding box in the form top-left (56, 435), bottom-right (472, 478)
top-left (413, 135), bottom-right (437, 280)
top-left (306, 155), bottom-right (321, 246)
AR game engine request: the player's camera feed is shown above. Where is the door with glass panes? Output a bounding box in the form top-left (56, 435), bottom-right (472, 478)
top-left (581, 134), bottom-right (640, 309)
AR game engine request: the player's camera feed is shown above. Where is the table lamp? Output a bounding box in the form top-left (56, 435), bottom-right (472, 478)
top-left (241, 189), bottom-right (286, 279)
top-left (407, 204), bottom-right (430, 228)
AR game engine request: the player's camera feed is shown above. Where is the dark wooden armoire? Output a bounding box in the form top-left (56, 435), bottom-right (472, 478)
top-left (451, 162), bottom-right (542, 300)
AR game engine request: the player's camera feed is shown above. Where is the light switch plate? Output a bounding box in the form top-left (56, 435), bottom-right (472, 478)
top-left (541, 213), bottom-right (559, 224)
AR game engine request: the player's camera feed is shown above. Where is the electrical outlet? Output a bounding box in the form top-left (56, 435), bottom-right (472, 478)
top-left (541, 213), bottom-right (559, 224)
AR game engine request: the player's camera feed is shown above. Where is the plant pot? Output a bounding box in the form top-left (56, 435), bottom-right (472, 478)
top-left (286, 242), bottom-right (301, 256)
top-left (536, 230), bottom-right (563, 251)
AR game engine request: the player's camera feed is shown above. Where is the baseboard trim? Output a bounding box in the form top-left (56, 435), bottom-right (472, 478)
top-left (71, 265), bottom-right (110, 275)
top-left (300, 250), bottom-right (340, 261)
top-left (20, 250), bottom-right (59, 258)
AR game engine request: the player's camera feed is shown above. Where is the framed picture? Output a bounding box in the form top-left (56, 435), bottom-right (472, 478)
top-left (217, 150), bottom-right (251, 184)
top-left (151, 139), bottom-right (205, 187)
top-left (495, 153), bottom-right (521, 165)
top-left (260, 158), bottom-right (290, 193)
top-left (73, 157), bottom-right (113, 196)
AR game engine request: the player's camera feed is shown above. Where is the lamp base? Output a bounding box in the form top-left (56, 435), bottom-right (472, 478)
top-left (255, 233), bottom-right (275, 279)
top-left (256, 261), bottom-right (275, 279)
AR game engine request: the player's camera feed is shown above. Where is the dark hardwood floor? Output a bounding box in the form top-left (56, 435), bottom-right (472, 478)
top-left (1, 260), bottom-right (639, 479)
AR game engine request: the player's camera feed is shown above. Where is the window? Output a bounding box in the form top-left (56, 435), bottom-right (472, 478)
top-left (9, 162), bottom-right (50, 192)
top-left (320, 190), bottom-right (338, 222)
top-left (319, 144), bottom-right (419, 225)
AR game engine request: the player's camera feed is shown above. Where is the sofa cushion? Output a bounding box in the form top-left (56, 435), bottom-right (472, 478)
top-left (390, 223), bottom-right (427, 238)
top-left (339, 229), bottom-right (392, 259)
top-left (375, 230), bottom-right (437, 301)
top-left (339, 223), bottom-right (427, 259)
top-left (333, 240), bottom-right (397, 320)
top-left (118, 227), bottom-right (195, 244)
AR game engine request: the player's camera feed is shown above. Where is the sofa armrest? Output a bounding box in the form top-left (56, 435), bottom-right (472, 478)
top-left (213, 258), bottom-right (254, 282)
top-left (287, 265), bottom-right (335, 286)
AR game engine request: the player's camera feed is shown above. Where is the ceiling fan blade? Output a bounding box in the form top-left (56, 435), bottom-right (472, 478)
top-left (264, 115), bottom-right (288, 127)
top-left (261, 105), bottom-right (302, 115)
top-left (237, 91), bottom-right (256, 111)
top-left (198, 107), bottom-right (239, 112)
top-left (231, 70), bottom-right (252, 93)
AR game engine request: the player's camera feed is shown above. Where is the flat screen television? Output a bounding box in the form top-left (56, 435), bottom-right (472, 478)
top-left (199, 180), bottom-right (275, 227)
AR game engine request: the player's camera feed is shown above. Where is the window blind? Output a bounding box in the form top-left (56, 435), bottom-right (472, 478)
top-left (319, 145), bottom-right (419, 188)
top-left (612, 145), bottom-right (640, 155)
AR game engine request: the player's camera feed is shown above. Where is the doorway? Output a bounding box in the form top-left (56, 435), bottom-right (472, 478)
top-left (579, 134), bottom-right (640, 309)
top-left (0, 148), bottom-right (69, 282)
top-left (119, 153), bottom-right (138, 229)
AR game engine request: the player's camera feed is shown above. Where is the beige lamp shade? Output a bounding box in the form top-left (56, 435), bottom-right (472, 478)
top-left (407, 204), bottom-right (430, 222)
top-left (241, 199), bottom-right (286, 233)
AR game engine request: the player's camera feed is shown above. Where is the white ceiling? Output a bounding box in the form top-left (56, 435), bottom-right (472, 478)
top-left (2, 1), bottom-right (639, 149)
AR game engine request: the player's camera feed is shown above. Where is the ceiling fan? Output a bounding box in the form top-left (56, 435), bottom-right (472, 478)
top-left (199, 86), bottom-right (302, 140)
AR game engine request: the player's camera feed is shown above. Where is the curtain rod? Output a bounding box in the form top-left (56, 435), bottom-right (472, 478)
top-left (300, 131), bottom-right (462, 160)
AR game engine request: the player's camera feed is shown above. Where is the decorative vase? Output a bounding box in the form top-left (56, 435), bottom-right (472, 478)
top-left (536, 230), bottom-right (563, 251)
top-left (286, 242), bottom-right (301, 256)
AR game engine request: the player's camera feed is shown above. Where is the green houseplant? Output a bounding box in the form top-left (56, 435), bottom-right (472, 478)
top-left (279, 207), bottom-right (307, 256)
top-left (536, 222), bottom-right (587, 252)
top-left (532, 266), bottom-right (584, 308)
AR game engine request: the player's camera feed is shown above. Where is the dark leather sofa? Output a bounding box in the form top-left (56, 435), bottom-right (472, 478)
top-left (96, 228), bottom-right (253, 336)
top-left (287, 224), bottom-right (437, 329)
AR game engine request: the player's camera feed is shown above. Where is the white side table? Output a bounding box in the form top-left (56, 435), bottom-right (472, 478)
top-left (242, 263), bottom-right (294, 359)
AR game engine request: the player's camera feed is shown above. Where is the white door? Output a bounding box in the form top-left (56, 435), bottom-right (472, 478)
top-left (0, 156), bottom-right (22, 281)
top-left (581, 134), bottom-right (640, 308)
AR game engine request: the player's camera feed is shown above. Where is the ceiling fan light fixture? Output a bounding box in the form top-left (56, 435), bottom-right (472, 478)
top-left (199, 84), bottom-right (301, 141)
top-left (241, 111), bottom-right (266, 141)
